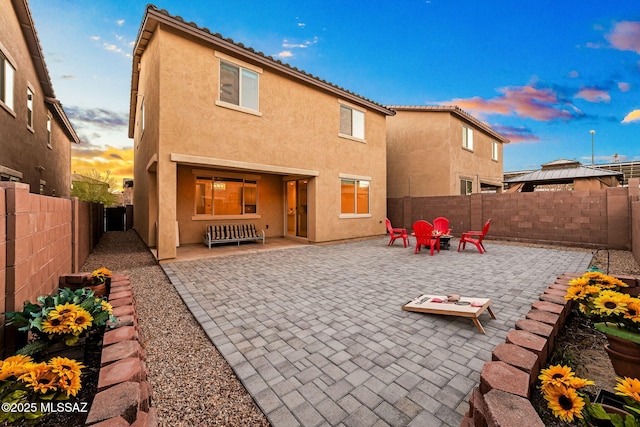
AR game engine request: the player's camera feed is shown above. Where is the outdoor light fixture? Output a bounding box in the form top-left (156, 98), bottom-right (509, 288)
top-left (590, 130), bottom-right (596, 166)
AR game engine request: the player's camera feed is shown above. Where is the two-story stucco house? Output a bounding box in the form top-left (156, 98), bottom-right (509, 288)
top-left (386, 106), bottom-right (509, 198)
top-left (129, 6), bottom-right (394, 260)
top-left (0, 0), bottom-right (79, 196)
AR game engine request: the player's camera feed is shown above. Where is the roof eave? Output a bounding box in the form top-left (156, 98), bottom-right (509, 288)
top-left (129, 5), bottom-right (394, 137)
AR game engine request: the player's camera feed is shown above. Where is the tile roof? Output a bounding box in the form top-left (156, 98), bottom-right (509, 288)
top-left (387, 105), bottom-right (509, 143)
top-left (11, 0), bottom-right (79, 143)
top-left (129, 5), bottom-right (394, 136)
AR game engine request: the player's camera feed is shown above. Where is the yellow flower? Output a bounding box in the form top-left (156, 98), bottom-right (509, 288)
top-left (623, 298), bottom-right (640, 323)
top-left (20, 362), bottom-right (58, 394)
top-left (565, 284), bottom-right (601, 301)
top-left (543, 384), bottom-right (585, 423)
top-left (100, 300), bottom-right (113, 315)
top-left (539, 365), bottom-right (576, 388)
top-left (48, 357), bottom-right (84, 380)
top-left (568, 276), bottom-right (590, 287)
top-left (0, 355), bottom-right (34, 380)
top-left (92, 267), bottom-right (112, 278)
top-left (67, 307), bottom-right (94, 334)
top-left (57, 373), bottom-right (82, 397)
top-left (593, 290), bottom-right (627, 316)
top-left (615, 377), bottom-right (640, 404)
top-left (48, 302), bottom-right (78, 320)
top-left (567, 376), bottom-right (594, 389)
top-left (42, 316), bottom-right (69, 334)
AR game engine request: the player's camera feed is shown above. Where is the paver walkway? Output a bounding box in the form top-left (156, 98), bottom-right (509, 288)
top-left (161, 238), bottom-right (592, 426)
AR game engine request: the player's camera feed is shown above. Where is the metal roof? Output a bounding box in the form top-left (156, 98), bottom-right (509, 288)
top-left (504, 165), bottom-right (623, 183)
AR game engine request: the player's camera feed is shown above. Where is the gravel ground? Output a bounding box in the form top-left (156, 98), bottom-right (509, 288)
top-left (80, 231), bottom-right (640, 426)
top-left (80, 231), bottom-right (270, 427)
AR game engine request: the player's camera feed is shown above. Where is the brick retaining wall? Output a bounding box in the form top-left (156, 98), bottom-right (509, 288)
top-left (459, 273), bottom-right (640, 426)
top-left (59, 273), bottom-right (157, 426)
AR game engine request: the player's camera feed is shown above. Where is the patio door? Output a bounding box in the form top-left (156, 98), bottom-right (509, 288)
top-left (286, 179), bottom-right (308, 238)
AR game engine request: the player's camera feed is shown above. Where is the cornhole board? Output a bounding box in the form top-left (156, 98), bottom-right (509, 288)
top-left (402, 294), bottom-right (496, 334)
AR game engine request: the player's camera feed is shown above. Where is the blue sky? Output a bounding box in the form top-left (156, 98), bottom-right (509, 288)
top-left (29, 0), bottom-right (640, 186)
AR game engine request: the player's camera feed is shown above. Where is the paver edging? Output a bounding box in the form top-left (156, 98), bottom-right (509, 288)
top-left (460, 273), bottom-right (640, 427)
top-left (58, 273), bottom-right (157, 426)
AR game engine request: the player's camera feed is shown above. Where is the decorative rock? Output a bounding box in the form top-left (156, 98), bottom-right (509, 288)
top-left (482, 389), bottom-right (545, 427)
top-left (480, 361), bottom-right (530, 398)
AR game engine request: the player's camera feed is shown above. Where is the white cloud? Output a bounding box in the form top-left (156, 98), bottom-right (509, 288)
top-left (278, 51), bottom-right (293, 58)
top-left (297, 22), bottom-right (305, 28)
top-left (618, 82), bottom-right (631, 92)
top-left (91, 36), bottom-right (100, 41)
top-left (116, 19), bottom-right (125, 26)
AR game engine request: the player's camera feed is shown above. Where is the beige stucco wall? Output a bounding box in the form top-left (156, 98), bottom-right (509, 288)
top-left (0, 2), bottom-right (73, 197)
top-left (386, 110), bottom-right (504, 198)
top-left (133, 24), bottom-right (388, 259)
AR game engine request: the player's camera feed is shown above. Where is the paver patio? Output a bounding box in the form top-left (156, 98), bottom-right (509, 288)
top-left (161, 237), bottom-right (592, 426)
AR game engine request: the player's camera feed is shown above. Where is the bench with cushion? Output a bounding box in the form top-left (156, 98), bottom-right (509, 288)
top-left (203, 224), bottom-right (265, 248)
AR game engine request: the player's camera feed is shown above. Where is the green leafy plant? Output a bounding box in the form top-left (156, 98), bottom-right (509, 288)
top-left (4, 287), bottom-right (117, 356)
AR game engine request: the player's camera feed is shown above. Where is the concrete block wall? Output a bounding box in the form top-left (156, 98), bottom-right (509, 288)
top-left (629, 178), bottom-right (640, 268)
top-left (2, 183), bottom-right (72, 313)
top-left (0, 188), bottom-right (6, 354)
top-left (459, 273), bottom-right (640, 427)
top-left (389, 184), bottom-right (634, 250)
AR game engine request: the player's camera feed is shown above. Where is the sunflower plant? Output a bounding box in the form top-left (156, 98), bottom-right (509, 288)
top-left (539, 364), bottom-right (640, 426)
top-left (0, 354), bottom-right (83, 423)
top-left (565, 270), bottom-right (640, 344)
top-left (91, 267), bottom-right (112, 285)
top-left (4, 287), bottom-right (117, 356)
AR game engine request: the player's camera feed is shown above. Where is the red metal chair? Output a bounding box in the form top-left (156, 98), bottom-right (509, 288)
top-left (433, 217), bottom-right (452, 235)
top-left (458, 219), bottom-right (492, 254)
top-left (385, 218), bottom-right (409, 248)
top-left (412, 220), bottom-right (440, 255)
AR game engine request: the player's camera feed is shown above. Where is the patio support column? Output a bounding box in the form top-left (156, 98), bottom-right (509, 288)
top-left (156, 158), bottom-right (177, 260)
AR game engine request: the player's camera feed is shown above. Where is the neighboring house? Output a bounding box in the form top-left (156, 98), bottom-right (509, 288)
top-left (0, 0), bottom-right (79, 196)
top-left (386, 106), bottom-right (509, 197)
top-left (504, 159), bottom-right (623, 192)
top-left (129, 5), bottom-right (394, 260)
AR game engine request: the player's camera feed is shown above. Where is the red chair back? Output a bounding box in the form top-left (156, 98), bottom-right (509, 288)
top-left (479, 219), bottom-right (491, 241)
top-left (433, 217), bottom-right (451, 235)
top-left (412, 220), bottom-right (434, 245)
top-left (385, 218), bottom-right (394, 234)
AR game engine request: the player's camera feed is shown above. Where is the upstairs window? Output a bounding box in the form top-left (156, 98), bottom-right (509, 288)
top-left (27, 87), bottom-right (34, 129)
top-left (219, 61), bottom-right (259, 111)
top-left (492, 140), bottom-right (499, 161)
top-left (462, 126), bottom-right (474, 151)
top-left (47, 114), bottom-right (52, 148)
top-left (0, 51), bottom-right (15, 111)
top-left (340, 105), bottom-right (365, 140)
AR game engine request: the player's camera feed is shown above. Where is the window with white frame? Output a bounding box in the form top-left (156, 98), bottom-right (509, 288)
top-left (460, 179), bottom-right (473, 195)
top-left (462, 126), bottom-right (474, 150)
top-left (339, 104), bottom-right (365, 139)
top-left (492, 140), bottom-right (499, 161)
top-left (219, 61), bottom-right (259, 111)
top-left (27, 87), bottom-right (34, 129)
top-left (341, 179), bottom-right (370, 214)
top-left (140, 97), bottom-right (145, 133)
top-left (46, 114), bottom-right (52, 148)
top-left (0, 51), bottom-right (15, 111)
top-left (195, 176), bottom-right (258, 216)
